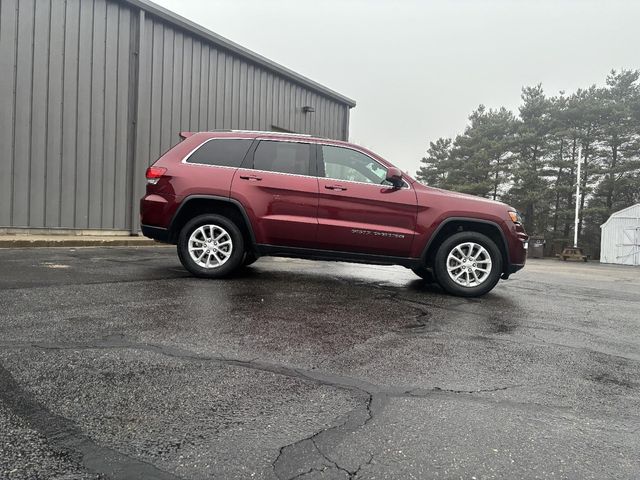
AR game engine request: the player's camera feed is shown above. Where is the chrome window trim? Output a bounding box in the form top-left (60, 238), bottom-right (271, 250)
top-left (180, 136), bottom-right (411, 190)
top-left (229, 167), bottom-right (408, 189)
top-left (238, 168), bottom-right (319, 180)
top-left (319, 177), bottom-right (410, 190)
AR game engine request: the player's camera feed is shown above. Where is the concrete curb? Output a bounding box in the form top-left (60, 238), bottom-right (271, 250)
top-left (0, 236), bottom-right (161, 248)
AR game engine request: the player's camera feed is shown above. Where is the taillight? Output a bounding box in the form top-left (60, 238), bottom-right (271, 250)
top-left (145, 166), bottom-right (167, 185)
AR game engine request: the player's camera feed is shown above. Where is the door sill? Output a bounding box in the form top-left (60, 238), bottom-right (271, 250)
top-left (256, 244), bottom-right (420, 268)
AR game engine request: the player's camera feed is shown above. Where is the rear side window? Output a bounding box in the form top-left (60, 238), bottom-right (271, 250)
top-left (252, 141), bottom-right (312, 175)
top-left (186, 138), bottom-right (253, 167)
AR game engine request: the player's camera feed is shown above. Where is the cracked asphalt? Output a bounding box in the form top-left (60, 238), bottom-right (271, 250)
top-left (0, 247), bottom-right (639, 479)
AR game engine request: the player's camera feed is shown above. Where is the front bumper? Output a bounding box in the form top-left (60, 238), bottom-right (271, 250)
top-left (501, 262), bottom-right (525, 280)
top-left (509, 263), bottom-right (525, 274)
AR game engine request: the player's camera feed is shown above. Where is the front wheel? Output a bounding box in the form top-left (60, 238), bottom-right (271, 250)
top-left (177, 214), bottom-right (245, 278)
top-left (433, 232), bottom-right (503, 297)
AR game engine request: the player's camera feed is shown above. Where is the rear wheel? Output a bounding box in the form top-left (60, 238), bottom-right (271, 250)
top-left (433, 231), bottom-right (503, 297)
top-left (177, 214), bottom-right (244, 278)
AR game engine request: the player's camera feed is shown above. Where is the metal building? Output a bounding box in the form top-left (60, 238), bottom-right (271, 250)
top-left (600, 203), bottom-right (640, 266)
top-left (0, 0), bottom-right (355, 233)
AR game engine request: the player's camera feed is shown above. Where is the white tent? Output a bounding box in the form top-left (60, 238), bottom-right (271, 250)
top-left (600, 203), bottom-right (640, 266)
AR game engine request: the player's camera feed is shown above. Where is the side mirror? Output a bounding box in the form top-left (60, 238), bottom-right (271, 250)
top-left (385, 167), bottom-right (404, 188)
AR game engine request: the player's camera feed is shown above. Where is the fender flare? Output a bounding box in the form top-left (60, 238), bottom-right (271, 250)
top-left (169, 195), bottom-right (257, 246)
top-left (420, 216), bottom-right (511, 271)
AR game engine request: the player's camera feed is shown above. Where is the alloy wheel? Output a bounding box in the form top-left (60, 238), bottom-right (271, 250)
top-left (188, 224), bottom-right (233, 268)
top-left (446, 242), bottom-right (492, 287)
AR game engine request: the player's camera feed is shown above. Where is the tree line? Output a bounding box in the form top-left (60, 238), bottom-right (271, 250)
top-left (416, 70), bottom-right (640, 257)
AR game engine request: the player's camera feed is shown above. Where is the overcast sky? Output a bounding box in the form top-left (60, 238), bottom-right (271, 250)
top-left (153, 0), bottom-right (640, 173)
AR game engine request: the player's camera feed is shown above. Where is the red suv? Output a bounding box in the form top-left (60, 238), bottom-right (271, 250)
top-left (141, 131), bottom-right (528, 297)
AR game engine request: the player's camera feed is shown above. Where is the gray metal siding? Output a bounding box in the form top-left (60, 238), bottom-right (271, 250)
top-left (0, 0), bottom-right (135, 229)
top-left (0, 0), bottom-right (352, 231)
top-left (0, 0), bottom-right (16, 227)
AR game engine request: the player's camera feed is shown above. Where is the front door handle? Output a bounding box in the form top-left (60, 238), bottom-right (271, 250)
top-left (239, 174), bottom-right (262, 181)
top-left (325, 185), bottom-right (347, 191)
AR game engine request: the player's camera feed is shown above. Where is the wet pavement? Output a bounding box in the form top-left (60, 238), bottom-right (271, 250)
top-left (0, 246), bottom-right (638, 479)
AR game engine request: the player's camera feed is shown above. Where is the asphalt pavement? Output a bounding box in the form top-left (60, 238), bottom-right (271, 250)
top-left (0, 247), bottom-right (638, 479)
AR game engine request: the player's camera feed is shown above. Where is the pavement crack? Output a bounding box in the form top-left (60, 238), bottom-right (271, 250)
top-left (402, 383), bottom-right (527, 397)
top-left (311, 438), bottom-right (375, 479)
top-left (432, 384), bottom-right (525, 394)
top-left (271, 387), bottom-right (373, 479)
top-left (3, 338), bottom-right (540, 401)
top-left (286, 466), bottom-right (329, 479)
top-left (0, 338), bottom-right (545, 479)
top-left (0, 361), bottom-right (184, 480)
top-left (311, 437), bottom-right (352, 477)
top-left (351, 453), bottom-right (375, 478)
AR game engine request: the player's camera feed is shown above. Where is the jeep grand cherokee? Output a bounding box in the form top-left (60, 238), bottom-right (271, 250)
top-left (141, 131), bottom-right (528, 297)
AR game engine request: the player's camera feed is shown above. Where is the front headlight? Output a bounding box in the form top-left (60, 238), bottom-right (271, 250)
top-left (508, 210), bottom-right (523, 224)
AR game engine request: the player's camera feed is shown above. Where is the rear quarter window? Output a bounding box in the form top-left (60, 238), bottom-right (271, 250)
top-left (185, 138), bottom-right (253, 167)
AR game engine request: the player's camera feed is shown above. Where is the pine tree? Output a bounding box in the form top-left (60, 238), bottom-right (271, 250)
top-left (581, 70), bottom-right (640, 253)
top-left (544, 93), bottom-right (576, 251)
top-left (416, 137), bottom-right (453, 188)
top-left (598, 70), bottom-right (640, 212)
top-left (417, 106), bottom-right (516, 199)
top-left (416, 70), bottom-right (640, 257)
top-left (507, 85), bottom-right (553, 234)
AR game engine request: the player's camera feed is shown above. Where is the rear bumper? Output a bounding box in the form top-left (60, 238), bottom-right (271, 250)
top-left (140, 193), bottom-right (181, 230)
top-left (141, 224), bottom-right (170, 243)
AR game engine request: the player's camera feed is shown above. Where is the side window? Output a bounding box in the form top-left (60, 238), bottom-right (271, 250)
top-left (252, 141), bottom-right (312, 175)
top-left (186, 139), bottom-right (253, 167)
top-left (322, 145), bottom-right (388, 185)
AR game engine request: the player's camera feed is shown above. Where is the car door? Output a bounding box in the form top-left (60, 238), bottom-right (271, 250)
top-left (231, 139), bottom-right (319, 248)
top-left (316, 144), bottom-right (418, 257)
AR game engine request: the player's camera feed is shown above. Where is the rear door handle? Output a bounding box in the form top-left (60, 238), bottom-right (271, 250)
top-left (239, 174), bottom-right (262, 181)
top-left (325, 185), bottom-right (347, 191)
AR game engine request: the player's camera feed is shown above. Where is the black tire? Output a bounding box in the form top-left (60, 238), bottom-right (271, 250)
top-left (243, 251), bottom-right (258, 266)
top-left (411, 265), bottom-right (436, 283)
top-left (177, 214), bottom-right (245, 278)
top-left (433, 231), bottom-right (503, 297)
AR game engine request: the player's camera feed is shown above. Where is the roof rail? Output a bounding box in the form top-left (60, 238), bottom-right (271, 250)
top-left (186, 129), bottom-right (327, 139)
top-left (231, 129), bottom-right (313, 137)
